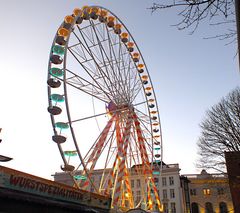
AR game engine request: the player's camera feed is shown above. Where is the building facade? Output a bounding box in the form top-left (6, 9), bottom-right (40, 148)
top-left (225, 151), bottom-right (240, 212)
top-left (155, 163), bottom-right (184, 213)
top-left (53, 162), bottom-right (184, 213)
top-left (184, 170), bottom-right (234, 213)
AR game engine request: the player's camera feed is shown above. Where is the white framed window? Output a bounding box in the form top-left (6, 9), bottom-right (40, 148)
top-left (163, 203), bottom-right (168, 213)
top-left (170, 189), bottom-right (175, 198)
top-left (169, 176), bottom-right (174, 185)
top-left (131, 179), bottom-right (134, 188)
top-left (162, 177), bottom-right (167, 186)
top-left (136, 179), bottom-right (141, 187)
top-left (163, 189), bottom-right (168, 199)
top-left (170, 202), bottom-right (176, 213)
top-left (136, 190), bottom-right (141, 203)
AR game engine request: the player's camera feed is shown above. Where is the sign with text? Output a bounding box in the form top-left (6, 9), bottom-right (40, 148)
top-left (0, 166), bottom-right (111, 210)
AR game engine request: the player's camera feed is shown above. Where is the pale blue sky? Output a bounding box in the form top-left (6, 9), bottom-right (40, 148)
top-left (0, 0), bottom-right (239, 179)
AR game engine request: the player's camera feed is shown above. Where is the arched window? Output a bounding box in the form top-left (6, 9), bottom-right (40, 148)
top-left (205, 202), bottom-right (213, 213)
top-left (191, 202), bottom-right (199, 213)
top-left (219, 202), bottom-right (228, 213)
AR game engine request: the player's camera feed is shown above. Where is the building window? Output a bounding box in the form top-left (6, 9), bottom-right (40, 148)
top-left (131, 179), bottom-right (134, 188)
top-left (169, 176), bottom-right (174, 185)
top-left (135, 196), bottom-right (141, 204)
top-left (205, 202), bottom-right (214, 213)
top-left (163, 189), bottom-right (168, 199)
top-left (191, 202), bottom-right (199, 213)
top-left (190, 188), bottom-right (197, 196)
top-left (217, 188), bottom-right (224, 195)
top-left (162, 177), bottom-right (167, 186)
top-left (136, 190), bottom-right (141, 204)
top-left (170, 202), bottom-right (176, 213)
top-left (219, 202), bottom-right (228, 213)
top-left (170, 189), bottom-right (175, 198)
top-left (99, 176), bottom-right (102, 183)
top-left (163, 203), bottom-right (168, 213)
top-left (136, 179), bottom-right (141, 187)
top-left (154, 177), bottom-right (159, 183)
top-left (203, 188), bottom-right (211, 195)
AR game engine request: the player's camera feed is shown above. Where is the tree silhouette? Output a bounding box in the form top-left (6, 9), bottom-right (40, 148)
top-left (197, 87), bottom-right (240, 172)
top-left (150, 0), bottom-right (237, 44)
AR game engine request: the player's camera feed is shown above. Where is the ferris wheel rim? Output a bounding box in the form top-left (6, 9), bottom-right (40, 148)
top-left (47, 5), bottom-right (163, 211)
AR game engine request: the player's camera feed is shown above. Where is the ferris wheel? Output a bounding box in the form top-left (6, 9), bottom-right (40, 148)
top-left (47, 6), bottom-right (163, 212)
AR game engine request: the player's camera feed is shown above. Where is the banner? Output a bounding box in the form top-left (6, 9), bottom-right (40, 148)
top-left (0, 166), bottom-right (111, 210)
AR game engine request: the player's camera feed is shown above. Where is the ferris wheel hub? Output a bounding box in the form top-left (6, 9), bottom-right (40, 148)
top-left (107, 101), bottom-right (134, 115)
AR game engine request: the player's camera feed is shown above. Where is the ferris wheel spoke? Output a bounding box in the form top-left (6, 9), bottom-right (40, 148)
top-left (88, 129), bottom-right (115, 172)
top-left (99, 134), bottom-right (118, 192)
top-left (104, 25), bottom-right (131, 104)
top-left (104, 135), bottom-right (118, 169)
top-left (87, 21), bottom-right (120, 101)
top-left (75, 25), bottom-right (118, 101)
top-left (116, 34), bottom-right (141, 104)
top-left (118, 38), bottom-right (133, 102)
top-left (113, 113), bottom-right (133, 206)
top-left (79, 23), bottom-right (97, 46)
top-left (70, 32), bottom-right (116, 101)
top-left (69, 111), bottom-right (108, 124)
top-left (127, 134), bottom-right (142, 167)
top-left (70, 102), bottom-right (142, 124)
top-left (94, 25), bottom-right (119, 82)
top-left (134, 108), bottom-right (151, 122)
top-left (69, 33), bottom-right (109, 80)
top-left (80, 118), bottom-right (116, 190)
top-left (83, 115), bottom-right (115, 165)
top-left (65, 68), bottom-right (110, 98)
top-left (68, 43), bottom-right (88, 61)
top-left (66, 60), bottom-right (112, 93)
top-left (89, 21), bottom-right (129, 105)
top-left (129, 81), bottom-right (144, 103)
top-left (129, 65), bottom-right (143, 102)
top-left (109, 35), bottom-right (133, 103)
top-left (74, 122), bottom-right (111, 172)
top-left (134, 114), bottom-right (154, 141)
top-left (91, 21), bottom-right (128, 104)
top-left (64, 80), bottom-right (109, 103)
top-left (67, 46), bottom-right (114, 101)
top-left (133, 112), bottom-right (161, 158)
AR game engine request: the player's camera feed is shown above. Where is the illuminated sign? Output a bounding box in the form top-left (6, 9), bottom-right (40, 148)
top-left (0, 166), bottom-right (111, 209)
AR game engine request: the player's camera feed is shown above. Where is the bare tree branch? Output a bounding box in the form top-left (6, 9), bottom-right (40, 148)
top-left (197, 87), bottom-right (240, 172)
top-left (150, 0), bottom-right (236, 40)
